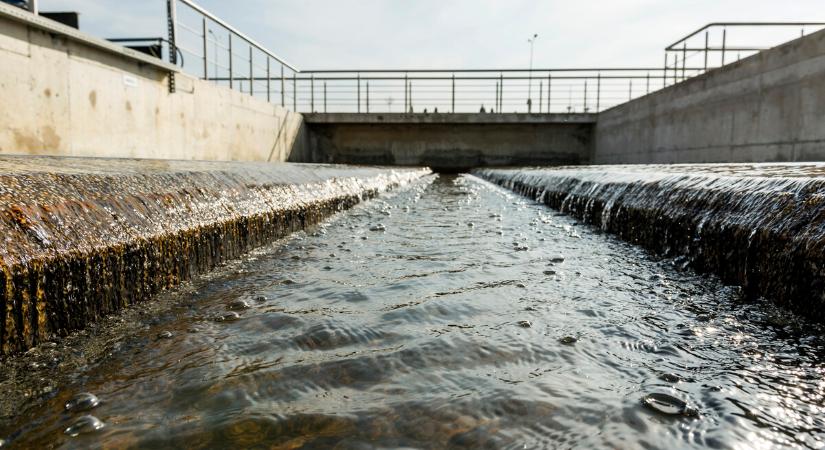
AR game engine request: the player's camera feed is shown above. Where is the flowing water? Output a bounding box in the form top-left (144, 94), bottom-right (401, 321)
top-left (3, 174), bottom-right (825, 449)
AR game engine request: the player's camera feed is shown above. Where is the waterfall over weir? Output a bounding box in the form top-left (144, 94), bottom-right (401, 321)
top-left (0, 157), bottom-right (428, 355)
top-left (475, 164), bottom-right (825, 321)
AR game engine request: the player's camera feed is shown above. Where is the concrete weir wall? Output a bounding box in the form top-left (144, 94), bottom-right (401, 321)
top-left (594, 28), bottom-right (825, 164)
top-left (300, 113), bottom-right (595, 171)
top-left (0, 156), bottom-right (428, 354)
top-left (0, 4), bottom-right (305, 162)
top-left (476, 165), bottom-right (825, 322)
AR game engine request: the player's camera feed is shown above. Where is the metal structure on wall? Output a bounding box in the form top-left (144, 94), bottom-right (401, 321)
top-left (154, 0), bottom-right (825, 113)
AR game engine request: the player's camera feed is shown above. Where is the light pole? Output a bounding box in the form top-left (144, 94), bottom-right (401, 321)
top-left (527, 33), bottom-right (538, 113)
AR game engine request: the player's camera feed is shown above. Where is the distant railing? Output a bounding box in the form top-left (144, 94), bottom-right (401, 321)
top-left (664, 22), bottom-right (825, 80)
top-left (155, 3), bottom-right (825, 113)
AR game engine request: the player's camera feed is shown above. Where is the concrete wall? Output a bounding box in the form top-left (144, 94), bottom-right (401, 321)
top-left (0, 4), bottom-right (306, 161)
top-left (594, 28), bottom-right (825, 164)
top-left (299, 113), bottom-right (594, 171)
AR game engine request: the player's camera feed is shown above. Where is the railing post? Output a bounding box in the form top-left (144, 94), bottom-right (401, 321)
top-left (547, 73), bottom-right (551, 113)
top-left (663, 52), bottom-right (668, 87)
top-left (357, 73), bottom-right (361, 113)
top-left (280, 65), bottom-right (285, 107)
top-left (28, 0), bottom-right (38, 14)
top-left (451, 73), bottom-right (455, 113)
top-left (248, 46), bottom-right (253, 96)
top-left (201, 17), bottom-right (208, 80)
top-left (408, 81), bottom-right (412, 112)
top-left (228, 34), bottom-right (233, 89)
top-left (595, 73), bottom-right (600, 112)
top-left (583, 79), bottom-right (588, 112)
top-left (324, 81), bottom-right (327, 113)
top-left (166, 0), bottom-right (178, 93)
top-left (704, 31), bottom-right (709, 71)
top-left (499, 73), bottom-right (503, 113)
top-left (404, 73), bottom-right (408, 112)
top-left (681, 42), bottom-right (686, 81)
top-left (366, 81), bottom-right (370, 113)
top-left (646, 72), bottom-right (650, 94)
top-left (292, 72), bottom-right (296, 111)
top-left (721, 28), bottom-right (727, 65)
top-left (266, 58), bottom-right (271, 102)
top-left (629, 79), bottom-right (632, 101)
top-left (538, 81), bottom-right (543, 114)
top-left (311, 74), bottom-right (315, 112)
top-left (495, 82), bottom-right (499, 114)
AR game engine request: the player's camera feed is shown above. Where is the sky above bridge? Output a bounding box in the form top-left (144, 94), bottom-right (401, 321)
top-left (38, 0), bottom-right (825, 70)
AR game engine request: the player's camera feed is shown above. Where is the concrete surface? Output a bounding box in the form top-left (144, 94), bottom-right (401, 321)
top-left (0, 4), bottom-right (306, 162)
top-left (299, 113), bottom-right (594, 171)
top-left (594, 27), bottom-right (825, 164)
top-left (0, 155), bottom-right (429, 354)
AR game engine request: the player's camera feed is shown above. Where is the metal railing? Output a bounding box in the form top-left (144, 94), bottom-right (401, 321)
top-left (156, 3), bottom-right (825, 113)
top-left (275, 68), bottom-right (705, 114)
top-left (166, 0), bottom-right (298, 100)
top-left (664, 22), bottom-right (825, 81)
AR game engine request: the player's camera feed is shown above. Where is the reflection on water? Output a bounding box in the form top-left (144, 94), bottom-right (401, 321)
top-left (3, 174), bottom-right (825, 449)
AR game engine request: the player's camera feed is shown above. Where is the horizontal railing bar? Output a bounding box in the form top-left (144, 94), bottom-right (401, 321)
top-left (207, 74), bottom-right (700, 82)
top-left (178, 0), bottom-right (298, 71)
top-left (300, 67), bottom-right (687, 74)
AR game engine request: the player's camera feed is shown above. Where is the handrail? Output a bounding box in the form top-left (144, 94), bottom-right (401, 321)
top-left (177, 0), bottom-right (298, 71)
top-left (665, 22), bottom-right (825, 50)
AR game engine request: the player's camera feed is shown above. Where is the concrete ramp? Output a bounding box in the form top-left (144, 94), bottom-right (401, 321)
top-left (0, 157), bottom-right (429, 354)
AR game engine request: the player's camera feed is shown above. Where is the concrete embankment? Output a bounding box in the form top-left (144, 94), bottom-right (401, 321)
top-left (0, 157), bottom-right (429, 354)
top-left (475, 165), bottom-right (825, 320)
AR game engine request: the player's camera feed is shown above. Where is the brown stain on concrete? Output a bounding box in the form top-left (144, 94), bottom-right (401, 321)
top-left (88, 91), bottom-right (97, 108)
top-left (10, 127), bottom-right (60, 155)
top-left (125, 101), bottom-right (132, 112)
top-left (43, 89), bottom-right (51, 98)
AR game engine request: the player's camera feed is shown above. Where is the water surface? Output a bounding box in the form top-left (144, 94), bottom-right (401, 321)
top-left (4, 174), bottom-right (825, 449)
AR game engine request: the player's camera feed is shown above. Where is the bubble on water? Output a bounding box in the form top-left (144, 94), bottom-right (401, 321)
top-left (559, 336), bottom-right (577, 345)
top-left (659, 372), bottom-right (682, 383)
top-left (549, 255), bottom-right (565, 263)
top-left (65, 392), bottom-right (100, 412)
top-left (369, 224), bottom-right (386, 232)
top-left (516, 283), bottom-right (527, 288)
top-left (254, 295), bottom-right (268, 302)
top-left (64, 415), bottom-right (105, 437)
top-left (544, 270), bottom-right (556, 275)
top-left (514, 246), bottom-right (529, 251)
top-left (156, 331), bottom-right (173, 340)
top-left (323, 266), bottom-right (333, 270)
top-left (524, 306), bottom-right (537, 311)
top-left (641, 393), bottom-right (699, 417)
top-left (467, 222), bottom-right (475, 227)
top-left (517, 320), bottom-right (532, 328)
top-left (214, 311), bottom-right (241, 322)
top-left (227, 299), bottom-right (251, 311)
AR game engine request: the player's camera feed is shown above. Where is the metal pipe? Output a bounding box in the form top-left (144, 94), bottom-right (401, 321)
top-left (629, 79), bottom-right (632, 100)
top-left (499, 73), bottom-right (503, 112)
top-left (681, 42), bottom-right (686, 81)
top-left (704, 31), bottom-right (709, 71)
top-left (324, 82), bottom-right (327, 113)
top-left (266, 58), bottom-right (270, 102)
top-left (547, 73), bottom-right (551, 113)
top-left (663, 53), bottom-right (667, 87)
top-left (201, 17), bottom-right (208, 79)
top-left (366, 81), bottom-right (369, 113)
top-left (28, 0), bottom-right (38, 14)
top-left (248, 46), bottom-right (253, 95)
top-left (451, 73), bottom-right (455, 113)
top-left (228, 34), bottom-right (233, 89)
top-left (495, 82), bottom-right (499, 114)
top-left (177, 0), bottom-right (298, 70)
top-left (404, 73), bottom-right (408, 112)
top-left (280, 65), bottom-right (285, 107)
top-left (292, 72), bottom-right (296, 111)
top-left (646, 72), bottom-right (650, 94)
top-left (596, 73), bottom-right (600, 112)
top-left (721, 28), bottom-right (727, 65)
top-left (357, 73), bottom-right (360, 113)
top-left (538, 81), bottom-right (543, 114)
top-left (311, 74), bottom-right (314, 112)
top-left (583, 79), bottom-right (588, 112)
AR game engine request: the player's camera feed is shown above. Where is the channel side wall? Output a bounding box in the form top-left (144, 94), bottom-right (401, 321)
top-left (0, 4), bottom-right (306, 162)
top-left (476, 165), bottom-right (825, 322)
top-left (300, 113), bottom-right (595, 171)
top-left (0, 156), bottom-right (429, 354)
top-left (594, 27), bottom-right (825, 164)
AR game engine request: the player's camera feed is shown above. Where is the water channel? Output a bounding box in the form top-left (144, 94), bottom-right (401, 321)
top-left (3, 174), bottom-right (824, 449)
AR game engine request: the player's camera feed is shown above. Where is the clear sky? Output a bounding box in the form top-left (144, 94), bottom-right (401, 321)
top-left (38, 0), bottom-right (825, 70)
